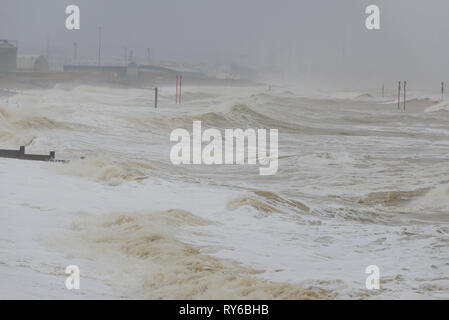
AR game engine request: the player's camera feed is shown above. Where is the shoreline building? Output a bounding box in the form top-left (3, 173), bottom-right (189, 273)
top-left (0, 40), bottom-right (18, 72)
top-left (16, 55), bottom-right (49, 72)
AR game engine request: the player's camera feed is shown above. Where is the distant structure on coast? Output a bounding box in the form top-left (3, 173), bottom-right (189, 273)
top-left (63, 63), bottom-right (205, 81)
top-left (63, 65), bottom-right (128, 77)
top-left (0, 40), bottom-right (50, 73)
top-left (0, 38), bottom-right (251, 86)
top-left (0, 40), bottom-right (18, 72)
top-left (17, 55), bottom-right (49, 72)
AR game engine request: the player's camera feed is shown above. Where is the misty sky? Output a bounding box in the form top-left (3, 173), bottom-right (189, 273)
top-left (1, 0), bottom-right (449, 87)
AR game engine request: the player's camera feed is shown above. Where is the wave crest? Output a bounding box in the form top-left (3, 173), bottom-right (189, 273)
top-left (50, 210), bottom-right (333, 299)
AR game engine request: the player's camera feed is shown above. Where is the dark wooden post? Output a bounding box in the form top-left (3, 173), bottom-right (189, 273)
top-left (403, 81), bottom-right (407, 111)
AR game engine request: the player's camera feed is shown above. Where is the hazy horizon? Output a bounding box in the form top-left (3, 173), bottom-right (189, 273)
top-left (1, 0), bottom-right (449, 87)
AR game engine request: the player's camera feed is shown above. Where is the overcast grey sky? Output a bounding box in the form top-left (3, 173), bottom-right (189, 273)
top-left (1, 0), bottom-right (449, 87)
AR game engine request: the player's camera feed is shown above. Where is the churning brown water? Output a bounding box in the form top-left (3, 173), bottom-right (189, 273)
top-left (1, 85), bottom-right (448, 299)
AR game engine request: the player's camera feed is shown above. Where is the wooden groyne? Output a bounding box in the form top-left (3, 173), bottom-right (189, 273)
top-left (0, 146), bottom-right (67, 163)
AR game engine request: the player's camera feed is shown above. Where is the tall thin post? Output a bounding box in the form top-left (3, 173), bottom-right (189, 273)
top-left (403, 81), bottom-right (407, 111)
top-left (98, 27), bottom-right (102, 66)
top-left (442, 82), bottom-right (445, 101)
top-left (398, 81), bottom-right (401, 110)
top-left (176, 75), bottom-right (179, 104)
top-left (179, 75), bottom-right (182, 104)
top-left (155, 88), bottom-right (158, 108)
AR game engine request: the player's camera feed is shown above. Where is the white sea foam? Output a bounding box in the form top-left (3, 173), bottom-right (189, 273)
top-left (1, 85), bottom-right (448, 299)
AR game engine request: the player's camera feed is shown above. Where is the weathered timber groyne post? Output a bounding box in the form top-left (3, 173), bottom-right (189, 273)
top-left (0, 146), bottom-right (64, 162)
top-left (155, 87), bottom-right (158, 108)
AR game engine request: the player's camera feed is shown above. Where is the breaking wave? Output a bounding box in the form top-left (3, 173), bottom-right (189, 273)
top-left (411, 184), bottom-right (449, 211)
top-left (51, 158), bottom-right (151, 186)
top-left (425, 101), bottom-right (449, 113)
top-left (50, 210), bottom-right (333, 299)
top-left (357, 189), bottom-right (427, 207)
top-left (227, 190), bottom-right (310, 216)
top-left (227, 197), bottom-right (283, 214)
top-left (0, 103), bottom-right (90, 146)
top-left (147, 103), bottom-right (305, 134)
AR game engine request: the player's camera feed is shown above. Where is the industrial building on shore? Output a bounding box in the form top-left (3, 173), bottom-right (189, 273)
top-left (0, 40), bottom-right (18, 72)
top-left (0, 40), bottom-right (49, 73)
top-left (0, 39), bottom-right (251, 88)
top-left (17, 55), bottom-right (49, 72)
